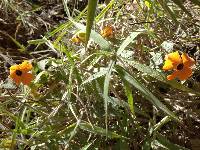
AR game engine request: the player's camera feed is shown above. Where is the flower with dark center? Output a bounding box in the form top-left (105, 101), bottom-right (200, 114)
top-left (9, 60), bottom-right (34, 85)
top-left (163, 51), bottom-right (195, 80)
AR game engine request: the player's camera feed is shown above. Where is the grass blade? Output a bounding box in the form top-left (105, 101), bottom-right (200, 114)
top-left (157, 0), bottom-right (179, 25)
top-left (117, 30), bottom-right (145, 56)
top-left (80, 121), bottom-right (126, 139)
top-left (153, 116), bottom-right (172, 132)
top-left (95, 0), bottom-right (115, 22)
top-left (86, 0), bottom-right (98, 46)
top-left (0, 31), bottom-right (25, 52)
top-left (154, 133), bottom-right (190, 150)
top-left (81, 142), bottom-right (93, 150)
top-left (171, 0), bottom-right (192, 17)
top-left (122, 58), bottom-right (200, 95)
top-left (115, 65), bottom-right (178, 121)
top-left (190, 0), bottom-right (200, 6)
top-left (103, 61), bottom-right (115, 137)
top-left (82, 68), bottom-right (108, 85)
top-left (124, 81), bottom-right (135, 117)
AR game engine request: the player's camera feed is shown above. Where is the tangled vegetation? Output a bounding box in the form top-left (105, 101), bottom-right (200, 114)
top-left (0, 0), bottom-right (200, 149)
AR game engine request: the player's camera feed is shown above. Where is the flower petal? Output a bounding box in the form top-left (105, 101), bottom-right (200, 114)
top-left (166, 51), bottom-right (182, 65)
top-left (175, 67), bottom-right (193, 80)
top-left (9, 73), bottom-right (21, 85)
top-left (71, 36), bottom-right (81, 43)
top-left (181, 53), bottom-right (195, 67)
top-left (167, 71), bottom-right (178, 80)
top-left (167, 67), bottom-right (192, 81)
top-left (21, 73), bottom-right (34, 85)
top-left (101, 26), bottom-right (113, 38)
top-left (19, 60), bottom-right (32, 72)
top-left (10, 65), bottom-right (19, 73)
top-left (163, 59), bottom-right (174, 71)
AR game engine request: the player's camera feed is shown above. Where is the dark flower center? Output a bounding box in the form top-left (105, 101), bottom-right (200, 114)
top-left (16, 70), bottom-right (22, 76)
top-left (177, 63), bottom-right (184, 70)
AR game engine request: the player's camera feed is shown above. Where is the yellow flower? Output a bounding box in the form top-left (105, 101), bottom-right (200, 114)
top-left (71, 36), bottom-right (81, 43)
top-left (9, 60), bottom-right (34, 85)
top-left (100, 25), bottom-right (114, 38)
top-left (163, 51), bottom-right (195, 80)
top-left (71, 32), bottom-right (86, 44)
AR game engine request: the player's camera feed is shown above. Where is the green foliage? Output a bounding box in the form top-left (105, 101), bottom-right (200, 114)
top-left (115, 65), bottom-right (178, 121)
top-left (73, 22), bottom-right (111, 50)
top-left (0, 0), bottom-right (199, 149)
top-left (86, 0), bottom-right (98, 46)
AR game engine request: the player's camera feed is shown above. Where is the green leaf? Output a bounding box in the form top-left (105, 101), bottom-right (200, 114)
top-left (0, 139), bottom-right (17, 149)
top-left (124, 81), bottom-right (135, 116)
top-left (145, 0), bottom-right (152, 8)
top-left (142, 138), bottom-right (152, 150)
top-left (190, 0), bottom-right (200, 6)
top-left (62, 0), bottom-right (71, 17)
top-left (153, 116), bottom-right (172, 132)
top-left (109, 97), bottom-right (150, 118)
top-left (161, 41), bottom-right (174, 52)
top-left (115, 65), bottom-right (178, 121)
top-left (64, 113), bottom-right (83, 149)
top-left (171, 0), bottom-right (192, 17)
top-left (28, 39), bottom-right (47, 45)
top-left (47, 6), bottom-right (87, 38)
top-left (58, 123), bottom-right (76, 136)
top-left (154, 133), bottom-right (190, 150)
top-left (80, 142), bottom-right (93, 150)
top-left (0, 31), bottom-right (25, 51)
top-left (117, 30), bottom-right (145, 56)
top-left (81, 68), bottom-right (108, 85)
top-left (86, 0), bottom-right (98, 46)
top-left (103, 61), bottom-right (115, 136)
top-left (34, 71), bottom-right (49, 84)
top-left (0, 78), bottom-right (16, 89)
top-left (122, 58), bottom-right (165, 81)
top-left (80, 121), bottom-right (126, 139)
top-left (95, 0), bottom-right (115, 22)
top-left (123, 58), bottom-right (200, 95)
top-left (157, 0), bottom-right (179, 25)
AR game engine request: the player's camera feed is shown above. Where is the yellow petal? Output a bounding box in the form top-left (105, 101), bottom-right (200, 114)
top-left (166, 51), bottom-right (182, 65)
top-left (10, 64), bottom-right (19, 71)
top-left (163, 59), bottom-right (174, 71)
top-left (19, 60), bottom-right (32, 71)
top-left (10, 65), bottom-right (20, 77)
top-left (71, 37), bottom-right (81, 43)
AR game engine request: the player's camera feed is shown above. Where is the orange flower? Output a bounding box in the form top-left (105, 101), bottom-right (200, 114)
top-left (9, 60), bottom-right (34, 85)
top-left (163, 51), bottom-right (195, 80)
top-left (101, 25), bottom-right (114, 38)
